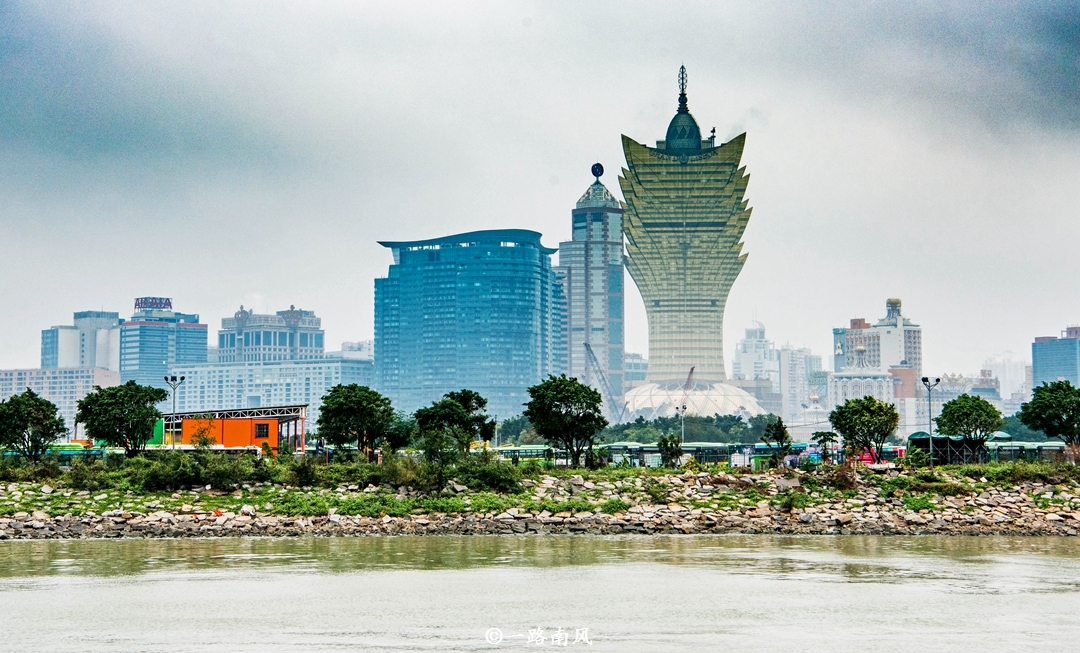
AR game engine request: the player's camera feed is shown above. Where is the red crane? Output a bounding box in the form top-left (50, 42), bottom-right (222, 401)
top-left (677, 367), bottom-right (695, 444)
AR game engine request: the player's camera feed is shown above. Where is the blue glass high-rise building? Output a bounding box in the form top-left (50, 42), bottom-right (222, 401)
top-left (119, 297), bottom-right (208, 389)
top-left (1032, 327), bottom-right (1080, 388)
top-left (375, 229), bottom-right (561, 418)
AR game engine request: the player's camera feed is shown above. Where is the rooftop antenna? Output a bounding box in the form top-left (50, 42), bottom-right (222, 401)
top-left (677, 65), bottom-right (688, 113)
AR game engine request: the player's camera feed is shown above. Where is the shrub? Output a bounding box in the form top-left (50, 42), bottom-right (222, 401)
top-left (903, 494), bottom-right (934, 512)
top-left (901, 448), bottom-right (930, 469)
top-left (518, 459), bottom-right (543, 478)
top-left (455, 454), bottom-right (522, 494)
top-left (775, 490), bottom-right (811, 512)
top-left (599, 498), bottom-right (631, 514)
top-left (291, 456), bottom-right (318, 487)
top-left (827, 465), bottom-right (858, 490)
top-left (643, 478), bottom-right (669, 504)
top-left (67, 457), bottom-right (107, 490)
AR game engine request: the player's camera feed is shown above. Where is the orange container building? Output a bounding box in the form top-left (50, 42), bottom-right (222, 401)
top-left (162, 405), bottom-right (308, 452)
top-left (180, 416), bottom-right (280, 449)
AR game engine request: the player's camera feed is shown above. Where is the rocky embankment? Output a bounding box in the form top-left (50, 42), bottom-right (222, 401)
top-left (3, 470), bottom-right (1080, 540)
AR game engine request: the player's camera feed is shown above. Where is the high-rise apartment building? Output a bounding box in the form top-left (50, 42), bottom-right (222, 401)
top-left (374, 229), bottom-right (561, 418)
top-left (1032, 327), bottom-right (1080, 388)
top-left (119, 297), bottom-right (207, 389)
top-left (0, 367), bottom-right (120, 434)
top-left (216, 306), bottom-right (324, 363)
top-left (832, 299), bottom-right (922, 376)
top-left (555, 164), bottom-right (625, 417)
top-left (731, 323), bottom-right (780, 386)
top-left (41, 311), bottom-right (122, 371)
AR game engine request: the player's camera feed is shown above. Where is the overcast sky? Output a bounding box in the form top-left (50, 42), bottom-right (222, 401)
top-left (2, 1), bottom-right (1078, 376)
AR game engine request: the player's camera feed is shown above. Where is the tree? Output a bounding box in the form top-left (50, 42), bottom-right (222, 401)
top-left (657, 431), bottom-right (683, 467)
top-left (761, 417), bottom-right (793, 467)
top-left (811, 431), bottom-right (839, 464)
top-left (316, 384), bottom-right (394, 457)
top-left (524, 375), bottom-right (608, 468)
top-left (0, 389), bottom-right (67, 463)
top-left (715, 414), bottom-right (745, 434)
top-left (416, 398), bottom-right (473, 454)
top-left (829, 396), bottom-right (900, 464)
top-left (1019, 381), bottom-right (1080, 447)
top-left (747, 413), bottom-right (779, 444)
top-left (444, 389), bottom-right (498, 444)
top-left (384, 411), bottom-right (417, 450)
top-left (935, 394), bottom-right (1003, 461)
top-left (1000, 412), bottom-right (1047, 442)
top-left (76, 381), bottom-right (169, 457)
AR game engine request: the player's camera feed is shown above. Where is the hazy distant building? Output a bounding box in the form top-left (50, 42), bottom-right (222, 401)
top-left (623, 353), bottom-right (648, 393)
top-left (167, 359), bottom-right (372, 428)
top-left (119, 297), bottom-right (207, 390)
top-left (374, 229), bottom-right (560, 418)
top-left (833, 298), bottom-right (922, 376)
top-left (827, 345), bottom-right (893, 411)
top-left (326, 340), bottom-right (374, 360)
top-left (216, 305), bottom-right (324, 363)
top-left (0, 367), bottom-right (120, 435)
top-left (1032, 327), bottom-right (1080, 388)
top-left (41, 311), bottom-right (122, 372)
top-left (618, 66), bottom-right (763, 419)
top-left (555, 164), bottom-right (625, 418)
top-left (731, 323), bottom-right (780, 386)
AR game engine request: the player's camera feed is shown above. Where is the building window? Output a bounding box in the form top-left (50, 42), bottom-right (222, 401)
top-left (255, 423), bottom-right (270, 439)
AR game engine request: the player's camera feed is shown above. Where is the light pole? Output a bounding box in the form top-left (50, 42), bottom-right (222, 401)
top-left (164, 375), bottom-right (185, 448)
top-left (921, 376), bottom-right (940, 467)
top-left (676, 404), bottom-right (687, 445)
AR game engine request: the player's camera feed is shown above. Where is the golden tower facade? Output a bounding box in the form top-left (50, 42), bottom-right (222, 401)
top-left (619, 67), bottom-right (751, 383)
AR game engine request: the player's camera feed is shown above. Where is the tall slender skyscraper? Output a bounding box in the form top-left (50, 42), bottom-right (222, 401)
top-left (555, 163), bottom-right (625, 418)
top-left (620, 67), bottom-right (762, 419)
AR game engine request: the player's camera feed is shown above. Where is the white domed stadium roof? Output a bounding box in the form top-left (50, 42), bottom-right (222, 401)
top-left (624, 381), bottom-right (766, 421)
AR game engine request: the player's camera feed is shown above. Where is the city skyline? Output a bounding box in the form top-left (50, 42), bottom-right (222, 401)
top-left (2, 4), bottom-right (1079, 378)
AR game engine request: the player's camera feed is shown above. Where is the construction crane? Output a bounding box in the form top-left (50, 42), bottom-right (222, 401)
top-left (583, 343), bottom-right (626, 423)
top-left (676, 367), bottom-right (695, 444)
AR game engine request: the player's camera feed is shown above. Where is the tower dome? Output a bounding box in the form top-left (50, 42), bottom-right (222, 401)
top-left (664, 65), bottom-right (702, 153)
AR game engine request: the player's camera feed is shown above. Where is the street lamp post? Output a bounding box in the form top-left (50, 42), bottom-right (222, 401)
top-left (921, 376), bottom-right (941, 467)
top-left (164, 375), bottom-right (185, 448)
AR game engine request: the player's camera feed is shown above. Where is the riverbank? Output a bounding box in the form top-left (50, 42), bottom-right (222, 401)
top-left (4, 464), bottom-right (1080, 539)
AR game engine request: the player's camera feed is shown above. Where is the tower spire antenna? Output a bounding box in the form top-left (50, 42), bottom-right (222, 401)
top-left (677, 65), bottom-right (688, 113)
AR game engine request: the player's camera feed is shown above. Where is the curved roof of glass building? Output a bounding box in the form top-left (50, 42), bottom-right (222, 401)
top-left (379, 229), bottom-right (556, 255)
top-left (624, 380), bottom-right (765, 420)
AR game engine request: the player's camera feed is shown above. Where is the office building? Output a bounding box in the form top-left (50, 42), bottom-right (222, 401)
top-left (832, 298), bottom-right (922, 376)
top-left (119, 297), bottom-right (208, 390)
top-left (618, 66), bottom-right (763, 418)
top-left (41, 311), bottom-right (122, 372)
top-left (555, 164), bottom-right (625, 418)
top-left (374, 229), bottom-right (560, 418)
top-left (1032, 327), bottom-right (1080, 388)
top-left (0, 367), bottom-right (120, 435)
top-left (167, 358), bottom-right (373, 429)
top-left (216, 305), bottom-right (325, 363)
